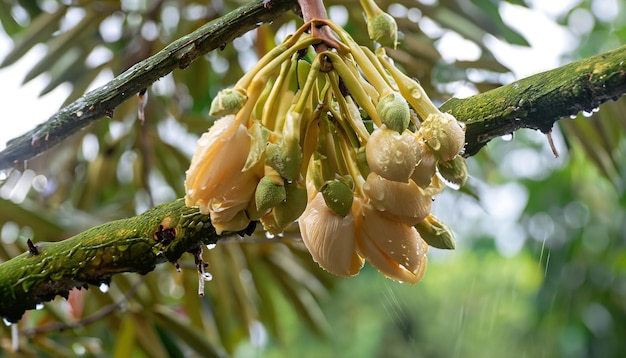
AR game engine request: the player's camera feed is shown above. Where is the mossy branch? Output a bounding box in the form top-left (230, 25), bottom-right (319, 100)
top-left (0, 0), bottom-right (299, 170)
top-left (441, 45), bottom-right (626, 156)
top-left (0, 199), bottom-right (218, 323)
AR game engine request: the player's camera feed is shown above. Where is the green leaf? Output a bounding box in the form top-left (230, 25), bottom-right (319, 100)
top-left (0, 6), bottom-right (67, 67)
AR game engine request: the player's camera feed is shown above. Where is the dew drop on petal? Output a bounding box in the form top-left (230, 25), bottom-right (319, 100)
top-left (206, 243), bottom-right (217, 250)
top-left (501, 133), bottom-right (513, 141)
top-left (35, 303), bottom-right (44, 310)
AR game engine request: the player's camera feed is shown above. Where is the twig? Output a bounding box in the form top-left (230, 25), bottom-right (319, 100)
top-left (0, 0), bottom-right (298, 170)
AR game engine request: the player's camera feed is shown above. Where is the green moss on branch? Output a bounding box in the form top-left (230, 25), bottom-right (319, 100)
top-left (0, 199), bottom-right (217, 323)
top-left (441, 45), bottom-right (626, 156)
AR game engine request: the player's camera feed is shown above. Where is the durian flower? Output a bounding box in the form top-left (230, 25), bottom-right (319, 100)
top-left (209, 168), bottom-right (259, 234)
top-left (185, 115), bottom-right (253, 213)
top-left (353, 197), bottom-right (428, 284)
top-left (298, 190), bottom-right (364, 277)
top-left (363, 172), bottom-right (431, 226)
top-left (419, 112), bottom-right (465, 162)
top-left (366, 127), bottom-right (420, 183)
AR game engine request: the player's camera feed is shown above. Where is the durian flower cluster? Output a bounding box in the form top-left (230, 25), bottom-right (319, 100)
top-left (185, 14), bottom-right (467, 283)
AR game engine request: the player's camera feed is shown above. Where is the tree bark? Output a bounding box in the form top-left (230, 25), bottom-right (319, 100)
top-left (0, 0), bottom-right (624, 323)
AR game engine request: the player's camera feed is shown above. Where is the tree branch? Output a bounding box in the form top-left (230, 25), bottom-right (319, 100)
top-left (0, 199), bottom-right (218, 323)
top-left (441, 45), bottom-right (626, 156)
top-left (0, 0), bottom-right (299, 170)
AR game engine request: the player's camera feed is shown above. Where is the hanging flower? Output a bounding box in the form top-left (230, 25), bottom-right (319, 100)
top-left (353, 197), bottom-right (429, 283)
top-left (298, 191), bottom-right (364, 277)
top-left (185, 115), bottom-right (253, 214)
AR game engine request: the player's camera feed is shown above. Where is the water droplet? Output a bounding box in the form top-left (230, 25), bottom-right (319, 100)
top-left (582, 110), bottom-right (593, 117)
top-left (438, 173), bottom-right (461, 190)
top-left (98, 283), bottom-right (110, 293)
top-left (202, 272), bottom-right (213, 281)
top-left (570, 114), bottom-right (578, 119)
top-left (3, 318), bottom-right (12, 326)
top-left (265, 232), bottom-right (275, 239)
top-left (501, 133), bottom-right (513, 141)
top-left (592, 107), bottom-right (599, 113)
top-left (35, 303), bottom-right (44, 310)
top-left (206, 243), bottom-right (217, 250)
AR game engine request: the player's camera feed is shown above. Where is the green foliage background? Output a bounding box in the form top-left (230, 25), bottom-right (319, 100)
top-left (0, 0), bottom-right (625, 356)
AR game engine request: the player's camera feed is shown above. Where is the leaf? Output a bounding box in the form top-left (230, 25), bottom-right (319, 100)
top-left (0, 6), bottom-right (67, 67)
top-left (153, 304), bottom-right (228, 358)
top-left (22, 9), bottom-right (104, 83)
top-left (113, 316), bottom-right (137, 358)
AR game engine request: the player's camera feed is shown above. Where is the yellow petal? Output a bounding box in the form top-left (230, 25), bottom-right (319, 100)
top-left (363, 172), bottom-right (431, 225)
top-left (411, 141), bottom-right (436, 189)
top-left (353, 198), bottom-right (428, 284)
top-left (211, 209), bottom-right (251, 235)
top-left (185, 115), bottom-right (252, 212)
top-left (298, 192), bottom-right (364, 277)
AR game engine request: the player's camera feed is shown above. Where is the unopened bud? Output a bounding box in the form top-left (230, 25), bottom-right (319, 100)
top-left (415, 214), bottom-right (455, 250)
top-left (255, 175), bottom-right (286, 213)
top-left (320, 179), bottom-right (354, 217)
top-left (266, 140), bottom-right (302, 182)
top-left (273, 184), bottom-right (308, 228)
top-left (363, 4), bottom-right (398, 49)
top-left (209, 88), bottom-right (247, 117)
top-left (377, 93), bottom-right (410, 133)
top-left (366, 128), bottom-right (419, 182)
top-left (420, 112), bottom-right (465, 162)
top-left (437, 155), bottom-right (468, 188)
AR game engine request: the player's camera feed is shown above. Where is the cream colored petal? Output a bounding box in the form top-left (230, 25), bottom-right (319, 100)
top-left (363, 172), bottom-right (431, 225)
top-left (185, 115), bottom-right (252, 212)
top-left (411, 141), bottom-right (436, 189)
top-left (298, 192), bottom-right (363, 277)
top-left (211, 209), bottom-right (251, 235)
top-left (366, 128), bottom-right (419, 183)
top-left (353, 199), bottom-right (428, 284)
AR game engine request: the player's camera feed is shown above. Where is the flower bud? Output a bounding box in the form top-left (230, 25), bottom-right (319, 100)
top-left (209, 88), bottom-right (247, 117)
top-left (365, 9), bottom-right (398, 49)
top-left (376, 92), bottom-right (410, 133)
top-left (437, 155), bottom-right (468, 188)
top-left (320, 178), bottom-right (354, 217)
top-left (415, 214), bottom-right (455, 250)
top-left (266, 137), bottom-right (302, 182)
top-left (366, 128), bottom-right (419, 182)
top-left (420, 112), bottom-right (465, 161)
top-left (255, 175), bottom-right (287, 213)
top-left (273, 184), bottom-right (308, 228)
top-left (363, 172), bottom-right (431, 225)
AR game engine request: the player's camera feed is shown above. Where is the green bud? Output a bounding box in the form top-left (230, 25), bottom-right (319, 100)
top-left (273, 184), bottom-right (308, 228)
top-left (367, 12), bottom-right (398, 49)
top-left (415, 214), bottom-right (455, 250)
top-left (209, 88), bottom-right (247, 117)
top-left (266, 137), bottom-right (302, 182)
top-left (320, 179), bottom-right (354, 217)
top-left (255, 176), bottom-right (287, 213)
top-left (436, 155), bottom-right (468, 188)
top-left (376, 92), bottom-right (410, 133)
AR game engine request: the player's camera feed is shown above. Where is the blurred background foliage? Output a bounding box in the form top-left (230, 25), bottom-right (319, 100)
top-left (0, 0), bottom-right (625, 356)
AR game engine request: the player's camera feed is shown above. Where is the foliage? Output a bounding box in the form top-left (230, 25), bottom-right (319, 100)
top-left (0, 0), bottom-right (625, 356)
